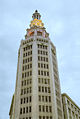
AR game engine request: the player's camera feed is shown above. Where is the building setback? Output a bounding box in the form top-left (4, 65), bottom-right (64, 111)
top-left (62, 93), bottom-right (80, 119)
top-left (9, 10), bottom-right (64, 119)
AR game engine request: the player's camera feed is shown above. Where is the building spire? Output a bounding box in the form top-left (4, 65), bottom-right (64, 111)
top-left (32, 10), bottom-right (41, 20)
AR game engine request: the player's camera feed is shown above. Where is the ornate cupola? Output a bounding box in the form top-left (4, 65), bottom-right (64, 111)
top-left (32, 10), bottom-right (41, 20)
top-left (30, 10), bottom-right (44, 28)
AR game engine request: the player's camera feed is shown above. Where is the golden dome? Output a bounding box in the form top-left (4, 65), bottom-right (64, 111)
top-left (30, 18), bottom-right (44, 28)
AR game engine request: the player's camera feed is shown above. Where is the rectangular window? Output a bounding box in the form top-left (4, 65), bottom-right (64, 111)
top-left (23, 47), bottom-right (25, 51)
top-left (44, 71), bottom-right (46, 76)
top-left (38, 63), bottom-right (40, 68)
top-left (20, 108), bottom-right (22, 114)
top-left (49, 106), bottom-right (52, 112)
top-left (45, 87), bottom-right (47, 93)
top-left (49, 96), bottom-right (51, 102)
top-left (39, 95), bottom-right (41, 101)
top-left (30, 63), bottom-right (32, 68)
top-left (38, 56), bottom-right (40, 61)
top-left (29, 106), bottom-right (31, 112)
top-left (22, 73), bottom-right (24, 78)
top-left (41, 71), bottom-right (43, 75)
top-left (23, 107), bottom-right (25, 114)
top-left (47, 72), bottom-right (49, 76)
top-left (41, 63), bottom-right (43, 68)
top-left (26, 107), bottom-right (28, 113)
top-left (38, 70), bottom-right (40, 75)
top-left (21, 89), bottom-right (23, 95)
top-left (24, 98), bottom-right (25, 103)
top-left (47, 64), bottom-right (49, 69)
top-left (27, 97), bottom-right (28, 103)
top-left (39, 105), bottom-right (41, 112)
top-left (39, 86), bottom-right (41, 92)
top-left (46, 106), bottom-right (48, 112)
top-left (21, 81), bottom-right (23, 86)
top-left (21, 98), bottom-right (23, 104)
top-left (39, 116), bottom-right (41, 119)
top-left (43, 116), bottom-right (45, 119)
top-left (48, 87), bottom-right (51, 93)
top-left (42, 87), bottom-right (44, 92)
top-left (45, 96), bottom-right (48, 102)
top-left (30, 96), bottom-right (31, 102)
top-left (42, 96), bottom-right (44, 101)
top-left (24, 88), bottom-right (26, 94)
top-left (30, 87), bottom-right (32, 93)
top-left (43, 106), bottom-right (45, 112)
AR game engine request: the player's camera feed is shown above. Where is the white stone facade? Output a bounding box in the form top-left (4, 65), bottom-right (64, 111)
top-left (9, 10), bottom-right (63, 119)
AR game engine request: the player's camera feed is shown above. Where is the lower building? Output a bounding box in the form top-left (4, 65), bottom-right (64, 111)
top-left (62, 93), bottom-right (80, 119)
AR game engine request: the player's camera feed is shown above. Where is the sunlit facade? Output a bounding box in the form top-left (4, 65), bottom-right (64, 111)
top-left (9, 10), bottom-right (63, 119)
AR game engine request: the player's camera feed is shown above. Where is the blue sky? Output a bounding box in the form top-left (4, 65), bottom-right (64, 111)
top-left (0, 0), bottom-right (80, 118)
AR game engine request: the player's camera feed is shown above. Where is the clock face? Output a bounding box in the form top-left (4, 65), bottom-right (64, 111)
top-left (30, 19), bottom-right (44, 27)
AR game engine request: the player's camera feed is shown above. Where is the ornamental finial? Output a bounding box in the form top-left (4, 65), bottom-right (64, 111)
top-left (32, 10), bottom-right (41, 20)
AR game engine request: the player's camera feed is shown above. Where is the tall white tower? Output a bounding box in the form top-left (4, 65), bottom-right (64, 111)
top-left (9, 10), bottom-right (63, 119)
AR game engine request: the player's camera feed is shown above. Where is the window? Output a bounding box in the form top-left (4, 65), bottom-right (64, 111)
top-left (42, 96), bottom-right (44, 101)
top-left (20, 108), bottom-right (22, 114)
top-left (41, 71), bottom-right (43, 75)
top-left (39, 116), bottom-right (41, 119)
top-left (46, 116), bottom-right (49, 119)
top-left (23, 107), bottom-right (25, 114)
top-left (38, 56), bottom-right (40, 61)
top-left (21, 81), bottom-right (24, 86)
top-left (39, 105), bottom-right (41, 112)
top-left (50, 116), bottom-right (52, 119)
top-left (48, 87), bottom-right (51, 93)
top-left (24, 88), bottom-right (26, 94)
top-left (30, 96), bottom-right (32, 102)
top-left (29, 117), bottom-right (31, 119)
top-left (24, 80), bottom-right (26, 86)
top-left (30, 87), bottom-right (32, 93)
top-left (37, 31), bottom-right (42, 36)
top-left (47, 64), bottom-right (49, 69)
top-left (21, 98), bottom-right (23, 104)
top-left (41, 63), bottom-right (43, 68)
top-left (46, 106), bottom-right (48, 112)
top-left (21, 89), bottom-right (23, 95)
top-left (26, 107), bottom-right (28, 113)
top-left (43, 116), bottom-right (45, 119)
top-left (38, 63), bottom-right (40, 68)
top-left (38, 70), bottom-right (40, 75)
top-left (42, 87), bottom-right (44, 92)
top-left (47, 72), bottom-right (49, 76)
top-left (49, 96), bottom-right (51, 102)
top-left (43, 106), bottom-right (45, 112)
top-left (24, 98), bottom-right (25, 103)
top-left (44, 71), bottom-right (46, 76)
top-left (22, 73), bottom-right (24, 78)
top-left (39, 86), bottom-right (41, 92)
top-left (45, 87), bottom-right (47, 93)
top-left (38, 78), bottom-right (40, 83)
top-left (39, 95), bottom-right (41, 101)
top-left (45, 96), bottom-right (48, 102)
top-left (49, 106), bottom-right (52, 112)
top-left (29, 106), bottom-right (31, 112)
top-left (27, 97), bottom-right (28, 103)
